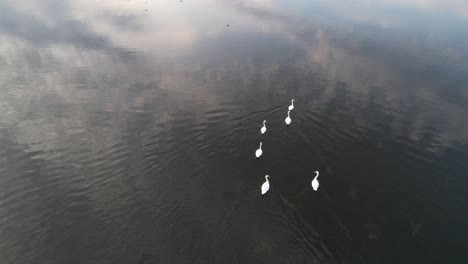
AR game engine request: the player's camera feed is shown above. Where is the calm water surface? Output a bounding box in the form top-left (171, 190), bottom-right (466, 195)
top-left (1, 0), bottom-right (468, 263)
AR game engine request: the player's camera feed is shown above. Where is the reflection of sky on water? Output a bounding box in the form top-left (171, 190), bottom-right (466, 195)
top-left (0, 0), bottom-right (468, 152)
top-left (0, 1), bottom-right (467, 263)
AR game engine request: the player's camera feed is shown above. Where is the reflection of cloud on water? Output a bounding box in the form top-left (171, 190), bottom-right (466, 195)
top-left (220, 0), bottom-right (468, 150)
top-left (0, 0), bottom-right (467, 153)
top-left (375, 0), bottom-right (468, 20)
top-left (0, 0), bottom-right (197, 53)
top-left (71, 0), bottom-right (197, 52)
top-left (0, 1), bottom-right (467, 262)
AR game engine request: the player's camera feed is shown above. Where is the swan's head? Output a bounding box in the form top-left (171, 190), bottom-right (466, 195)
top-left (265, 175), bottom-right (269, 179)
top-left (292, 99), bottom-right (295, 102)
top-left (315, 171), bottom-right (319, 176)
top-left (288, 110), bottom-right (291, 114)
top-left (264, 120), bottom-right (266, 123)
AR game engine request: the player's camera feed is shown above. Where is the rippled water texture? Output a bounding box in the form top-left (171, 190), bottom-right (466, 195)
top-left (1, 0), bottom-right (468, 263)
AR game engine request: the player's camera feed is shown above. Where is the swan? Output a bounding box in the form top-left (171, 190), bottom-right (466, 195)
top-left (255, 142), bottom-right (263, 159)
top-left (312, 171), bottom-right (319, 191)
top-left (261, 120), bottom-right (267, 135)
top-left (288, 99), bottom-right (295, 111)
top-left (261, 175), bottom-right (270, 195)
top-left (285, 111), bottom-right (291, 126)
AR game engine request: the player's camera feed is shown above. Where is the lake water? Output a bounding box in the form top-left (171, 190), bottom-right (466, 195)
top-left (1, 0), bottom-right (468, 263)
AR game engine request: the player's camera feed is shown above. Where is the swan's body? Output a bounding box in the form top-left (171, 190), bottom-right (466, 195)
top-left (261, 175), bottom-right (270, 195)
top-left (261, 120), bottom-right (267, 135)
top-left (288, 99), bottom-right (295, 111)
top-left (312, 171), bottom-right (319, 191)
top-left (255, 142), bottom-right (263, 158)
top-left (285, 111), bottom-right (292, 126)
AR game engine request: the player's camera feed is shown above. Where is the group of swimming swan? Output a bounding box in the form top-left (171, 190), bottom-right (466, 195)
top-left (256, 99), bottom-right (320, 195)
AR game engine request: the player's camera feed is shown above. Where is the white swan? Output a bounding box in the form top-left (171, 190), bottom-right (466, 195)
top-left (312, 171), bottom-right (319, 191)
top-left (288, 99), bottom-right (295, 111)
top-left (285, 110), bottom-right (291, 126)
top-left (255, 142), bottom-right (263, 159)
top-left (261, 175), bottom-right (270, 195)
top-left (261, 120), bottom-right (267, 135)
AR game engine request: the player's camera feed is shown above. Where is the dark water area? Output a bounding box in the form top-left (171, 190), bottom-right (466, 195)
top-left (1, 0), bottom-right (468, 263)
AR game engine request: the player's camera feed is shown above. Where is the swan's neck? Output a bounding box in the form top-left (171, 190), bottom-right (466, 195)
top-left (287, 112), bottom-right (290, 117)
top-left (265, 175), bottom-right (269, 181)
top-left (291, 100), bottom-right (294, 106)
top-left (259, 143), bottom-right (262, 149)
top-left (314, 172), bottom-right (319, 180)
top-left (263, 121), bottom-right (266, 126)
